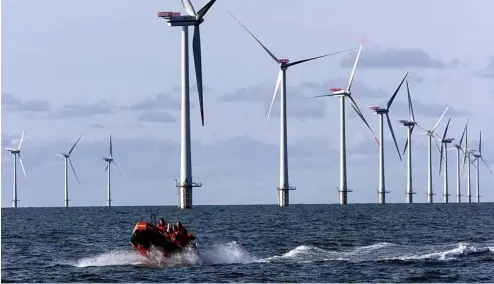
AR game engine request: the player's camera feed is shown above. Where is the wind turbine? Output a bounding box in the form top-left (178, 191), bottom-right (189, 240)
top-left (305, 39), bottom-right (379, 205)
top-left (471, 131), bottom-right (492, 203)
top-left (227, 12), bottom-right (354, 207)
top-left (55, 134), bottom-right (83, 207)
top-left (368, 73), bottom-right (408, 204)
top-left (438, 118), bottom-right (454, 203)
top-left (103, 134), bottom-right (121, 207)
top-left (448, 119), bottom-right (468, 203)
top-left (399, 80), bottom-right (417, 203)
top-left (461, 124), bottom-right (474, 203)
top-left (158, 0), bottom-right (217, 209)
top-left (5, 131), bottom-right (27, 208)
top-left (415, 105), bottom-right (449, 203)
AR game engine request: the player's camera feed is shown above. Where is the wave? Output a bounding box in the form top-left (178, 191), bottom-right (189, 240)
top-left (66, 241), bottom-right (493, 268)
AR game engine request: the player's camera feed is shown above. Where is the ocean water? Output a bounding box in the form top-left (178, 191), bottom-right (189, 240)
top-left (1, 203), bottom-right (493, 283)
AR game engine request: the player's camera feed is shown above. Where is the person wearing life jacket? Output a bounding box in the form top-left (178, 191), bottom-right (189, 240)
top-left (156, 218), bottom-right (167, 231)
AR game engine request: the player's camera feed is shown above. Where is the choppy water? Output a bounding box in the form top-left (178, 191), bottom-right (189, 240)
top-left (1, 204), bottom-right (493, 282)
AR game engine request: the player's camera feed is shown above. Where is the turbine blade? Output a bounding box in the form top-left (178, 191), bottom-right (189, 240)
top-left (105, 164), bottom-right (109, 172)
top-left (286, 48), bottom-right (356, 67)
top-left (18, 154), bottom-right (27, 177)
top-left (481, 157), bottom-right (492, 173)
top-left (112, 161), bottom-right (122, 175)
top-left (17, 130), bottom-right (25, 150)
top-left (406, 80), bottom-right (415, 122)
top-left (181, 0), bottom-right (196, 16)
top-left (348, 95), bottom-right (379, 144)
top-left (432, 136), bottom-right (441, 154)
top-left (386, 113), bottom-right (402, 161)
top-left (439, 142), bottom-right (444, 175)
top-left (302, 94), bottom-right (336, 99)
top-left (110, 134), bottom-right (113, 158)
top-left (196, 0), bottom-right (216, 20)
top-left (69, 133), bottom-right (83, 155)
top-left (459, 118), bottom-right (469, 146)
top-left (346, 38), bottom-right (365, 92)
top-left (69, 158), bottom-right (80, 184)
top-left (227, 11), bottom-right (279, 63)
top-left (265, 70), bottom-right (282, 131)
top-left (387, 72), bottom-right (409, 110)
top-left (192, 26), bottom-right (205, 126)
top-left (431, 105), bottom-right (450, 132)
top-left (478, 131), bottom-right (482, 154)
top-left (442, 118), bottom-right (451, 141)
top-left (402, 138), bottom-right (409, 156)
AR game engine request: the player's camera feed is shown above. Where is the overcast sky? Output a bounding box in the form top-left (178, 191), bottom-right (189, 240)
top-left (2, 0), bottom-right (494, 207)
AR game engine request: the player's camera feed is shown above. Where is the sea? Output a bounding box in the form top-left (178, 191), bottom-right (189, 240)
top-left (1, 203), bottom-right (493, 283)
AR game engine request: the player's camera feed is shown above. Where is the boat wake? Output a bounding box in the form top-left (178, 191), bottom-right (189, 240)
top-left (67, 241), bottom-right (494, 268)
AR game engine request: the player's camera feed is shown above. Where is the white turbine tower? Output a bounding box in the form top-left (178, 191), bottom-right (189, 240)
top-left (305, 39), bottom-right (379, 205)
top-left (461, 124), bottom-right (474, 203)
top-left (368, 73), bottom-right (408, 204)
top-left (399, 80), bottom-right (418, 203)
top-left (438, 118), bottom-right (454, 203)
top-left (448, 119), bottom-right (468, 203)
top-left (415, 105), bottom-right (449, 203)
top-left (5, 131), bottom-right (27, 208)
top-left (228, 12), bottom-right (354, 207)
top-left (471, 131), bottom-right (492, 203)
top-left (55, 134), bottom-right (83, 207)
top-left (103, 134), bottom-right (121, 207)
top-left (158, 0), bottom-right (217, 209)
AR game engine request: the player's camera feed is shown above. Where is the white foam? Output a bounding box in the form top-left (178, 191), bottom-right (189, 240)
top-left (71, 250), bottom-right (150, 268)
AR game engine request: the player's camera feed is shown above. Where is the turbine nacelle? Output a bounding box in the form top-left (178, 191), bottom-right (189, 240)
top-left (399, 120), bottom-right (416, 127)
top-left (369, 106), bottom-right (387, 114)
top-left (6, 148), bottom-right (20, 154)
top-left (330, 88), bottom-right (347, 96)
top-left (103, 157), bottom-right (113, 162)
top-left (442, 138), bottom-right (455, 143)
top-left (278, 59), bottom-right (289, 65)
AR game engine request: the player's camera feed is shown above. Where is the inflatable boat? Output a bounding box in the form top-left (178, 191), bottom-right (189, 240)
top-left (130, 214), bottom-right (198, 258)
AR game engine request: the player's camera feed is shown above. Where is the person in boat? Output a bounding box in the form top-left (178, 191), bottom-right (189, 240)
top-left (156, 218), bottom-right (167, 231)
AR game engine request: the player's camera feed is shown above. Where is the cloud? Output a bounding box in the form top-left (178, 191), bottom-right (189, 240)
top-left (172, 84), bottom-right (212, 93)
top-left (88, 124), bottom-right (106, 129)
top-left (218, 83), bottom-right (326, 119)
top-left (137, 111), bottom-right (177, 123)
top-left (1, 94), bottom-right (51, 112)
top-left (390, 100), bottom-right (471, 118)
top-left (340, 48), bottom-right (458, 69)
top-left (129, 93), bottom-right (182, 111)
top-left (475, 58), bottom-right (494, 78)
top-left (51, 100), bottom-right (119, 118)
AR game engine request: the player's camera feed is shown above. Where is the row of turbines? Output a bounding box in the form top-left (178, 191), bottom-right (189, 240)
top-left (5, 0), bottom-right (492, 208)
top-left (6, 133), bottom-right (119, 208)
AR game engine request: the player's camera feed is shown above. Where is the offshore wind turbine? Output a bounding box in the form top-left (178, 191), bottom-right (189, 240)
top-left (448, 119), bottom-right (468, 203)
top-left (399, 80), bottom-right (417, 203)
top-left (415, 105), bottom-right (449, 203)
top-left (369, 73), bottom-right (408, 204)
top-left (462, 124), bottom-right (474, 203)
top-left (438, 118), bottom-right (453, 203)
top-left (158, 0), bottom-right (217, 209)
top-left (5, 131), bottom-right (27, 208)
top-left (55, 134), bottom-right (83, 207)
top-left (471, 131), bottom-right (492, 203)
top-left (305, 39), bottom-right (379, 205)
top-left (103, 134), bottom-right (121, 207)
top-left (227, 12), bottom-right (354, 207)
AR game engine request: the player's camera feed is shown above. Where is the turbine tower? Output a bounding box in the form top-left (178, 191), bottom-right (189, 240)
top-left (449, 119), bottom-right (468, 203)
top-left (227, 12), bottom-right (354, 207)
top-left (369, 73), bottom-right (408, 204)
top-left (416, 105), bottom-right (449, 203)
top-left (462, 124), bottom-right (474, 203)
top-left (305, 39), bottom-right (379, 205)
top-left (438, 118), bottom-right (453, 203)
top-left (103, 134), bottom-right (121, 207)
top-left (400, 80), bottom-right (417, 203)
top-left (5, 131), bottom-right (27, 208)
top-left (55, 134), bottom-right (83, 207)
top-left (471, 131), bottom-right (492, 203)
top-left (158, 0), bottom-right (217, 209)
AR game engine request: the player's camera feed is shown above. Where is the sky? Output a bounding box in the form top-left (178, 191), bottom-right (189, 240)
top-left (2, 0), bottom-right (494, 207)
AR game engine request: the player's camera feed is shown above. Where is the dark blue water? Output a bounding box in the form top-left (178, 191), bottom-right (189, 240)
top-left (2, 204), bottom-right (493, 283)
